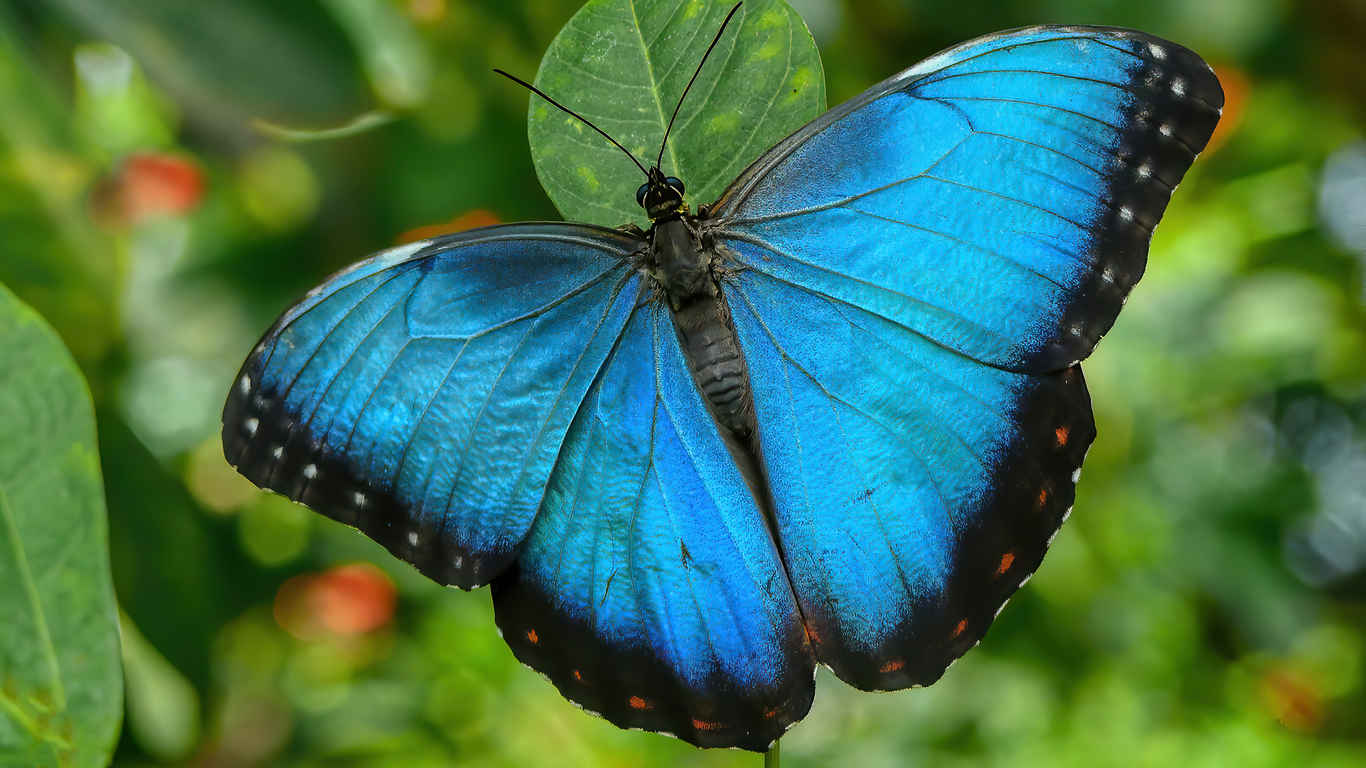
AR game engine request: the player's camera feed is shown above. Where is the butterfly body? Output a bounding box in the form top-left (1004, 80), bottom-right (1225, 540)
top-left (649, 210), bottom-right (764, 479)
top-left (225, 24), bottom-right (1223, 751)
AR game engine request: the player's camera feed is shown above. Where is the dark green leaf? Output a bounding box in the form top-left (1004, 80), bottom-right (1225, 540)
top-left (0, 284), bottom-right (122, 768)
top-left (529, 0), bottom-right (825, 228)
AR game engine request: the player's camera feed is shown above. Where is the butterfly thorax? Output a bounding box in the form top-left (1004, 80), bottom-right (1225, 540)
top-left (651, 217), bottom-right (714, 306)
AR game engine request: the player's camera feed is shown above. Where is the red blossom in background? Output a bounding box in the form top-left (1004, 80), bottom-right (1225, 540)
top-left (396, 208), bottom-right (501, 244)
top-left (1260, 666), bottom-right (1326, 733)
top-left (273, 563), bottom-right (397, 641)
top-left (1206, 64), bottom-right (1249, 155)
top-left (88, 150), bottom-right (205, 230)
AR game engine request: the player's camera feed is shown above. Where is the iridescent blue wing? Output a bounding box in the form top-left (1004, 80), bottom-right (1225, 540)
top-left (711, 26), bottom-right (1223, 373)
top-left (708, 27), bottom-right (1222, 688)
top-left (222, 224), bottom-right (642, 588)
top-left (492, 304), bottom-right (814, 752)
top-left (730, 270), bottom-right (1090, 690)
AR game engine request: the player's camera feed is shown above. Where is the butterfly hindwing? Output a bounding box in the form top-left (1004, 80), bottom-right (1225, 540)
top-left (730, 270), bottom-right (1092, 690)
top-left (712, 25), bottom-right (1223, 373)
top-left (492, 304), bottom-right (815, 751)
top-left (223, 225), bottom-right (641, 588)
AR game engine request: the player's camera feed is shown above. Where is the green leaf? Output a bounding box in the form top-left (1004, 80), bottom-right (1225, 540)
top-left (0, 284), bottom-right (122, 768)
top-left (529, 0), bottom-right (825, 228)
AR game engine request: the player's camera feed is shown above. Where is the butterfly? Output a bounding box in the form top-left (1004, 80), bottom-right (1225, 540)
top-left (223, 14), bottom-right (1222, 752)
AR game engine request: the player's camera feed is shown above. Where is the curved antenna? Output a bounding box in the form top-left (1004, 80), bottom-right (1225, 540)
top-left (494, 69), bottom-right (650, 178)
top-left (656, 2), bottom-right (744, 170)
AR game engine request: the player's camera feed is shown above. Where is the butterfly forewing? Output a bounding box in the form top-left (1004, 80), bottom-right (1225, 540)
top-left (223, 225), bottom-right (641, 588)
top-left (711, 26), bottom-right (1223, 373)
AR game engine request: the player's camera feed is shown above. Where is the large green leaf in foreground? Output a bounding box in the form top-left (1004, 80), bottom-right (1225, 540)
top-left (0, 284), bottom-right (121, 768)
top-left (530, 0), bottom-right (825, 229)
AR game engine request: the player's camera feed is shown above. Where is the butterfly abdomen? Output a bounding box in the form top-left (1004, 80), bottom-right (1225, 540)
top-left (672, 297), bottom-right (752, 436)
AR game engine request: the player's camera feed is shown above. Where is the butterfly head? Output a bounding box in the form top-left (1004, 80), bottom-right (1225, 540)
top-left (637, 167), bottom-right (687, 221)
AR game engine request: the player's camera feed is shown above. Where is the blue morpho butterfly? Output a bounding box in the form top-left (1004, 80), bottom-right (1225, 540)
top-left (223, 4), bottom-right (1222, 752)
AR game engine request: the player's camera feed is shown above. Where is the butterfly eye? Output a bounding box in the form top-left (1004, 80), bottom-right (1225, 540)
top-left (636, 183), bottom-right (650, 208)
top-left (665, 177), bottom-right (685, 196)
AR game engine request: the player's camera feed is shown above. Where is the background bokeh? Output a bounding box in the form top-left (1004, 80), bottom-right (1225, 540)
top-left (1, 0), bottom-right (1365, 765)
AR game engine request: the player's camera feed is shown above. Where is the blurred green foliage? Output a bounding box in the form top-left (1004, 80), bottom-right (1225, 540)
top-left (0, 0), bottom-right (1364, 765)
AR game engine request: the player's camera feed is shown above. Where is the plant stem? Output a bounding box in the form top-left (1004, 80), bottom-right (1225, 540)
top-left (765, 739), bottom-right (780, 768)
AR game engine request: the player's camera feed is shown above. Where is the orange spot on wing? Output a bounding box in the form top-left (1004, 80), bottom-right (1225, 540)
top-left (692, 719), bottom-right (722, 731)
top-left (998, 552), bottom-right (1015, 574)
top-left (1037, 488), bottom-right (1048, 508)
top-left (1056, 425), bottom-right (1069, 446)
top-left (629, 696), bottom-right (651, 710)
top-left (952, 619), bottom-right (968, 638)
top-left (880, 659), bottom-right (905, 673)
top-left (572, 669), bottom-right (582, 682)
top-left (802, 618), bottom-right (820, 645)
top-left (763, 707), bottom-right (781, 718)
top-left (526, 629), bottom-right (538, 644)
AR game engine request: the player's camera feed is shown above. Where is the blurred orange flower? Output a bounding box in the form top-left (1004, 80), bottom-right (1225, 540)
top-left (396, 209), bottom-right (501, 244)
top-left (1205, 64), bottom-right (1250, 156)
top-left (88, 150), bottom-right (205, 230)
top-left (273, 563), bottom-right (397, 640)
top-left (1260, 666), bottom-right (1325, 733)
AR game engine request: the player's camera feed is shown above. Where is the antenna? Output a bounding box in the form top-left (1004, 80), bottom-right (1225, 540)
top-left (494, 69), bottom-right (650, 178)
top-left (656, 2), bottom-right (744, 170)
